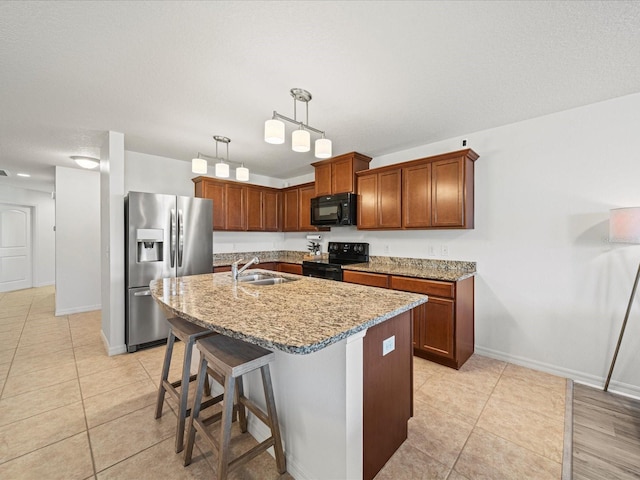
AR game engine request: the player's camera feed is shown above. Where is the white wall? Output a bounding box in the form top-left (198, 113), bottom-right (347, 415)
top-left (55, 166), bottom-right (101, 315)
top-left (279, 92), bottom-right (640, 396)
top-left (0, 186), bottom-right (55, 287)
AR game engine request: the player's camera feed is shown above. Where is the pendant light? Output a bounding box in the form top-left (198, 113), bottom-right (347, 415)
top-left (265, 88), bottom-right (332, 159)
top-left (191, 135), bottom-right (250, 181)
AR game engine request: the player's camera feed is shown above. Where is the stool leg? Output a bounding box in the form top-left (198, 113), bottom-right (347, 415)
top-left (261, 365), bottom-right (286, 474)
top-left (217, 374), bottom-right (236, 480)
top-left (183, 352), bottom-right (207, 466)
top-left (235, 377), bottom-right (248, 433)
top-left (155, 330), bottom-right (175, 419)
top-left (175, 336), bottom-right (195, 453)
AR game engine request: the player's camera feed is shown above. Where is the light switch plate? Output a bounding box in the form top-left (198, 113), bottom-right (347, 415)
top-left (382, 336), bottom-right (395, 356)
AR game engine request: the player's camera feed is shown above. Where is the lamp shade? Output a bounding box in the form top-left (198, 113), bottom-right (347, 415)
top-left (265, 119), bottom-right (285, 144)
top-left (236, 165), bottom-right (249, 182)
top-left (215, 161), bottom-right (229, 178)
top-left (610, 207), bottom-right (640, 244)
top-left (192, 157), bottom-right (207, 174)
top-left (314, 138), bottom-right (332, 159)
top-left (292, 129), bottom-right (310, 152)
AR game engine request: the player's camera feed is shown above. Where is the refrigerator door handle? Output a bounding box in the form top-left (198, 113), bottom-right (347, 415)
top-left (170, 208), bottom-right (176, 268)
top-left (133, 290), bottom-right (152, 296)
top-left (178, 209), bottom-right (184, 267)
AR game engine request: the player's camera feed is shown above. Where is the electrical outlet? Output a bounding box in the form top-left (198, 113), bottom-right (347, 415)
top-left (383, 244), bottom-right (390, 254)
top-left (427, 245), bottom-right (435, 256)
top-left (441, 245), bottom-right (449, 256)
top-left (461, 138), bottom-right (468, 147)
top-left (382, 336), bottom-right (395, 356)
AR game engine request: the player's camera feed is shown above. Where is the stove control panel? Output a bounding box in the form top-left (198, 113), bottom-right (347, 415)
top-left (328, 242), bottom-right (369, 260)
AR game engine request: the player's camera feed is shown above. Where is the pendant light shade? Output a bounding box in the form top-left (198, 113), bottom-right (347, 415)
top-left (265, 119), bottom-right (285, 144)
top-left (215, 161), bottom-right (229, 178)
top-left (236, 165), bottom-right (249, 182)
top-left (192, 157), bottom-right (207, 174)
top-left (292, 129), bottom-right (310, 152)
top-left (315, 138), bottom-right (332, 159)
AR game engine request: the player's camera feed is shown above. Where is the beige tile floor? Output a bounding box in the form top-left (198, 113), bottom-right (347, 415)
top-left (0, 286), bottom-right (567, 479)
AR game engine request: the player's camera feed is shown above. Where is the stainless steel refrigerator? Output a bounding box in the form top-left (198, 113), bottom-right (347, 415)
top-left (125, 191), bottom-right (213, 352)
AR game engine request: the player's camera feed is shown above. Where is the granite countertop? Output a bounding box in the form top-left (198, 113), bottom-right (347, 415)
top-left (213, 251), bottom-right (476, 282)
top-left (150, 269), bottom-right (427, 355)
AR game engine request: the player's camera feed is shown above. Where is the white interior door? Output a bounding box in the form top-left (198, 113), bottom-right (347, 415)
top-left (0, 204), bottom-right (33, 292)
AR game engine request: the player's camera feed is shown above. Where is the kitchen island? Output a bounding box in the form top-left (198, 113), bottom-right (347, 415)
top-left (150, 270), bottom-right (428, 480)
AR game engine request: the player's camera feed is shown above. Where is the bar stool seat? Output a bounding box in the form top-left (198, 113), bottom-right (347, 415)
top-left (154, 316), bottom-right (218, 453)
top-left (184, 334), bottom-right (286, 480)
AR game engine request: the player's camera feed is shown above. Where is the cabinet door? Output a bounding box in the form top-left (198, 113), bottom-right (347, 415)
top-left (418, 297), bottom-right (455, 360)
top-left (202, 181), bottom-right (226, 230)
top-left (314, 163), bottom-right (332, 196)
top-left (332, 157), bottom-right (354, 194)
top-left (277, 263), bottom-right (303, 275)
top-left (225, 184), bottom-right (246, 231)
top-left (264, 191), bottom-right (280, 231)
top-left (246, 187), bottom-right (264, 231)
top-left (283, 189), bottom-right (299, 231)
top-left (357, 173), bottom-right (378, 229)
top-left (378, 169), bottom-right (402, 228)
top-left (431, 157), bottom-right (464, 227)
top-left (402, 163), bottom-right (431, 228)
top-left (299, 184), bottom-right (316, 231)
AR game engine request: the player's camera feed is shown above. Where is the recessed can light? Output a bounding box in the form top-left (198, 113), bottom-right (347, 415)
top-left (17, 173), bottom-right (31, 177)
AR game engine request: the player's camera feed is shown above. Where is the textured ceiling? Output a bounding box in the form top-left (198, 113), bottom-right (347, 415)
top-left (1, 1), bottom-right (640, 192)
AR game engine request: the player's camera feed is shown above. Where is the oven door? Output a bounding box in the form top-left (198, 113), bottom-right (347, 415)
top-left (302, 262), bottom-right (343, 281)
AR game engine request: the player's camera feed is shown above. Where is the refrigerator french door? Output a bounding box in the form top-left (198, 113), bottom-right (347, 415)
top-left (125, 192), bottom-right (213, 352)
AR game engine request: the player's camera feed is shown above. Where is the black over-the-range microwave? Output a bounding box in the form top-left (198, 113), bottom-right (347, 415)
top-left (310, 192), bottom-right (357, 226)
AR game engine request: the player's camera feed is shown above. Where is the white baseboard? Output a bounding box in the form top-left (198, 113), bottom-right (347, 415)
top-left (475, 345), bottom-right (640, 400)
top-left (100, 329), bottom-right (127, 356)
top-left (247, 417), bottom-right (308, 480)
top-left (55, 303), bottom-right (101, 316)
top-left (34, 280), bottom-right (55, 287)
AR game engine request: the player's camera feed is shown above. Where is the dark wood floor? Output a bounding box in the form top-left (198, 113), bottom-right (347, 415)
top-left (573, 383), bottom-right (640, 479)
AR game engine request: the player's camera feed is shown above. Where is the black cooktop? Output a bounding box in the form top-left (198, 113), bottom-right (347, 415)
top-left (303, 242), bottom-right (369, 267)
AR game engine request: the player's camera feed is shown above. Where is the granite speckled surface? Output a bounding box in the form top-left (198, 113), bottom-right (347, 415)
top-left (150, 270), bottom-right (427, 354)
top-left (213, 251), bottom-right (475, 281)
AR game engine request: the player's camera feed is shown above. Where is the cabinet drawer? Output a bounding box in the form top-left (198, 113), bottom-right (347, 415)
top-left (343, 270), bottom-right (389, 288)
top-left (277, 263), bottom-right (303, 275)
top-left (389, 276), bottom-right (454, 298)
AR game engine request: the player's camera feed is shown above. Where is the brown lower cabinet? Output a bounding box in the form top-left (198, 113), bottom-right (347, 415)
top-left (344, 269), bottom-right (474, 369)
top-left (276, 263), bottom-right (303, 275)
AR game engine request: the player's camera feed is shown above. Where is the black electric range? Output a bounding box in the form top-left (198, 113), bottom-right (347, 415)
top-left (302, 242), bottom-right (369, 281)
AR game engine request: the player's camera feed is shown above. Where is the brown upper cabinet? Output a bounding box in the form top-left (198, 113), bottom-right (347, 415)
top-left (193, 177), bottom-right (280, 232)
top-left (357, 149), bottom-right (478, 230)
top-left (312, 152), bottom-right (372, 196)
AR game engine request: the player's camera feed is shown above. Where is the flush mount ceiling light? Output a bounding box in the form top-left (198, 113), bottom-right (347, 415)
top-left (191, 136), bottom-right (250, 181)
top-left (70, 155), bottom-right (99, 169)
top-left (265, 88), bottom-right (332, 159)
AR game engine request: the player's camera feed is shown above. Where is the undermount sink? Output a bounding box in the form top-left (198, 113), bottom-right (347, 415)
top-left (236, 272), bottom-right (299, 286)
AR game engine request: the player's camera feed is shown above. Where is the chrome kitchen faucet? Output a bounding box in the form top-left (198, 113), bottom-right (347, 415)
top-left (231, 256), bottom-right (260, 281)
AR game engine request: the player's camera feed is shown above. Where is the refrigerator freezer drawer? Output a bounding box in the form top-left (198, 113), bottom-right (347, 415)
top-left (126, 286), bottom-right (170, 352)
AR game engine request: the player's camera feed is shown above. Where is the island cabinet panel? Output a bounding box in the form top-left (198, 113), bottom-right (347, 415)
top-left (363, 310), bottom-right (412, 480)
top-left (276, 262), bottom-right (303, 275)
top-left (402, 162), bottom-right (432, 228)
top-left (343, 270), bottom-right (389, 289)
top-left (312, 152), bottom-right (372, 196)
top-left (356, 168), bottom-right (402, 229)
top-left (390, 275), bottom-right (474, 369)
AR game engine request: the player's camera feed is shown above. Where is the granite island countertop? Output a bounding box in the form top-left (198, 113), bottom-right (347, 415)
top-left (150, 270), bottom-right (427, 355)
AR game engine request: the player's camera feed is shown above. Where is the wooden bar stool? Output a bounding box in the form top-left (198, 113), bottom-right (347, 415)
top-left (154, 316), bottom-right (218, 453)
top-left (183, 335), bottom-right (286, 480)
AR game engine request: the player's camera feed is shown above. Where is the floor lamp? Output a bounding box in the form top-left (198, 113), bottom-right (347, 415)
top-left (604, 206), bottom-right (640, 391)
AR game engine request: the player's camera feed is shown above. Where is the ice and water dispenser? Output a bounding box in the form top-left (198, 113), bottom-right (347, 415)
top-left (136, 229), bottom-right (163, 263)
